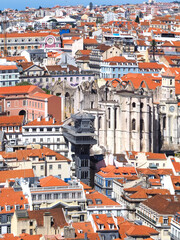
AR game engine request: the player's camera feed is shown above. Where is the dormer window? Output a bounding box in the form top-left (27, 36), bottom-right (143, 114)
top-left (95, 199), bottom-right (102, 204)
top-left (99, 224), bottom-right (104, 230)
top-left (6, 205), bottom-right (11, 211)
top-left (15, 205), bottom-right (20, 210)
top-left (78, 229), bottom-right (83, 233)
top-left (109, 224), bottom-right (114, 229)
top-left (87, 200), bottom-right (93, 205)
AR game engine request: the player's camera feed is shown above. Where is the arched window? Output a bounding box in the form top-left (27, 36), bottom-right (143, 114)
top-left (132, 119), bottom-right (136, 130)
top-left (163, 116), bottom-right (166, 129)
top-left (140, 119), bottom-right (144, 131)
top-left (132, 102), bottom-right (136, 108)
top-left (98, 116), bottom-right (102, 129)
top-left (114, 108), bottom-right (117, 129)
top-left (108, 108), bottom-right (111, 128)
top-left (170, 90), bottom-right (173, 98)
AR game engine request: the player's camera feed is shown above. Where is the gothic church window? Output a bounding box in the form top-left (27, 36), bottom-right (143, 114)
top-left (140, 119), bottom-right (144, 131)
top-left (132, 102), bottom-right (136, 108)
top-left (132, 119), bottom-right (136, 130)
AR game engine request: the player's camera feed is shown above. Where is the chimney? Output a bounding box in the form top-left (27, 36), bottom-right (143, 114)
top-left (45, 116), bottom-right (49, 122)
top-left (37, 116), bottom-right (42, 122)
top-left (43, 212), bottom-right (51, 234)
top-left (64, 226), bottom-right (75, 239)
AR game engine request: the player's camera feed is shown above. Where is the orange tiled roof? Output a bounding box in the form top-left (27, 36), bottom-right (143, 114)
top-left (72, 222), bottom-right (96, 239)
top-left (78, 50), bottom-right (91, 55)
top-left (0, 115), bottom-right (24, 126)
top-left (2, 234), bottom-right (42, 240)
top-left (86, 191), bottom-right (121, 206)
top-left (138, 62), bottom-right (165, 70)
top-left (171, 175), bottom-right (180, 191)
top-left (0, 169), bottom-right (34, 183)
top-left (0, 32), bottom-right (59, 39)
top-left (0, 146), bottom-right (71, 162)
top-left (80, 181), bottom-right (92, 190)
top-left (126, 151), bottom-right (166, 160)
top-left (92, 214), bottom-right (118, 231)
top-left (31, 92), bottom-right (53, 99)
top-left (0, 188), bottom-right (29, 214)
top-left (3, 56), bottom-right (28, 63)
top-left (171, 158), bottom-right (180, 173)
top-left (20, 208), bottom-right (68, 228)
top-left (25, 117), bottom-right (62, 126)
top-left (0, 65), bottom-right (17, 70)
top-left (97, 165), bottom-right (137, 178)
top-left (40, 176), bottom-right (69, 187)
top-left (137, 168), bottom-right (173, 178)
top-left (84, 38), bottom-right (98, 45)
top-left (0, 85), bottom-right (41, 95)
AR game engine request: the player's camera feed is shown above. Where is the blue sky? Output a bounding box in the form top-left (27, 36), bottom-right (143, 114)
top-left (0, 0), bottom-right (172, 10)
top-left (1, 0), bottom-right (143, 10)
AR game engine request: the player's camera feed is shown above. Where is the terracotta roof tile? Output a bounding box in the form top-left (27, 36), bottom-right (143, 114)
top-left (86, 191), bottom-right (120, 206)
top-left (40, 176), bottom-right (69, 187)
top-left (0, 115), bottom-right (24, 126)
top-left (0, 188), bottom-right (29, 214)
top-left (0, 169), bottom-right (34, 183)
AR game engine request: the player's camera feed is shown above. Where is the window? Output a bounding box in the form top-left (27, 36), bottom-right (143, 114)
top-left (7, 226), bottom-right (11, 233)
top-left (163, 218), bottom-right (168, 225)
top-left (15, 126), bottom-right (19, 131)
top-left (98, 116), bottom-right (101, 129)
top-left (32, 166), bottom-right (36, 170)
top-left (49, 165), bottom-right (53, 170)
top-left (132, 102), bottom-right (136, 108)
top-left (140, 102), bottom-right (144, 108)
top-left (22, 229), bottom-right (26, 233)
top-left (7, 102), bottom-right (10, 107)
top-left (132, 119), bottom-right (136, 130)
top-left (108, 108), bottom-right (111, 128)
top-left (30, 229), bottom-right (33, 235)
top-left (6, 206), bottom-right (11, 211)
top-left (23, 100), bottom-right (27, 106)
top-left (30, 221), bottom-right (33, 226)
top-left (58, 164), bottom-right (61, 169)
top-left (38, 195), bottom-right (42, 200)
top-left (140, 119), bottom-right (144, 132)
top-left (170, 90), bottom-right (173, 98)
top-left (40, 138), bottom-right (43, 143)
top-left (163, 116), bottom-right (166, 129)
top-left (170, 79), bottom-right (172, 85)
top-left (41, 165), bottom-right (44, 170)
top-left (15, 205), bottom-right (20, 210)
top-left (7, 215), bottom-right (11, 222)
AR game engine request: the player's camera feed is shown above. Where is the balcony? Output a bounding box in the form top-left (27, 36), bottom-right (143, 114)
top-left (137, 210), bottom-right (156, 224)
top-left (30, 185), bottom-right (83, 192)
top-left (169, 233), bottom-right (179, 240)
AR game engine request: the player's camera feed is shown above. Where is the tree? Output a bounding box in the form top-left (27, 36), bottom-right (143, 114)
top-left (16, 81), bottom-right (32, 86)
top-left (151, 39), bottom-right (157, 62)
top-left (42, 88), bottom-right (50, 94)
top-left (139, 11), bottom-right (143, 18)
top-left (89, 2), bottom-right (93, 10)
top-left (135, 15), bottom-right (140, 23)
